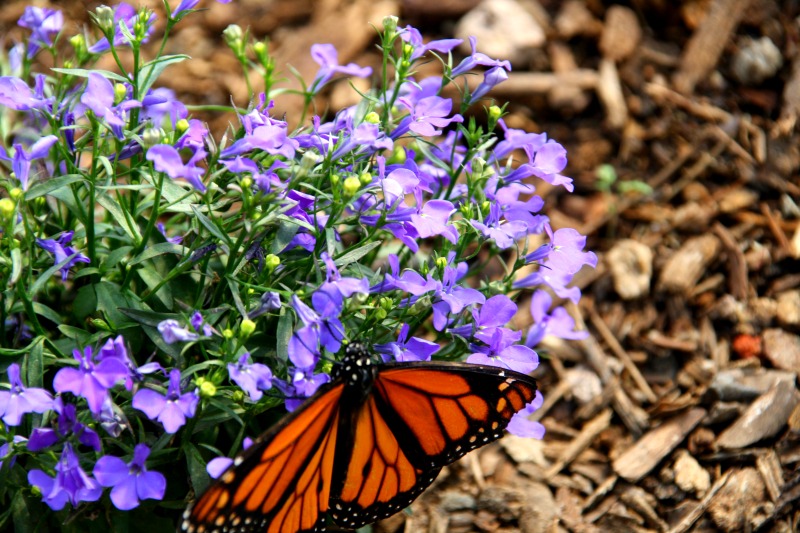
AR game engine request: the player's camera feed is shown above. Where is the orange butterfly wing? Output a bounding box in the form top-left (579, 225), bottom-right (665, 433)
top-left (329, 363), bottom-right (537, 529)
top-left (182, 383), bottom-right (344, 533)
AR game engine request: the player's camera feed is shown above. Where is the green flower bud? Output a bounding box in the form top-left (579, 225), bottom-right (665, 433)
top-left (94, 5), bottom-right (114, 32)
top-left (232, 390), bottom-right (245, 403)
top-left (343, 175), bottom-right (361, 196)
top-left (402, 43), bottom-right (413, 58)
top-left (253, 41), bottom-right (266, 60)
top-left (223, 328), bottom-right (234, 339)
top-left (382, 16), bottom-right (398, 35)
top-left (176, 118), bottom-right (190, 133)
top-left (113, 83), bottom-right (127, 104)
top-left (9, 188), bottom-right (23, 201)
top-left (375, 308), bottom-right (387, 320)
top-left (359, 171), bottom-right (372, 185)
top-left (329, 173), bottom-right (340, 186)
top-left (199, 380), bottom-right (217, 398)
top-left (488, 105), bottom-right (502, 121)
top-left (223, 24), bottom-right (244, 49)
top-left (409, 295), bottom-right (432, 315)
top-left (240, 319), bottom-right (256, 338)
top-left (364, 111), bottom-right (380, 124)
top-left (379, 297), bottom-right (393, 311)
top-left (0, 198), bottom-right (15, 219)
top-left (435, 256), bottom-right (448, 270)
top-left (70, 34), bottom-right (86, 53)
top-left (265, 254), bottom-right (280, 272)
top-left (387, 146), bottom-right (406, 165)
top-left (240, 176), bottom-right (253, 190)
top-left (89, 318), bottom-right (111, 331)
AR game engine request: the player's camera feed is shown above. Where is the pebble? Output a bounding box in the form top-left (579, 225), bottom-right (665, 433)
top-left (599, 5), bottom-right (642, 62)
top-left (455, 0), bottom-right (545, 65)
top-left (673, 449), bottom-right (711, 496)
top-left (731, 36), bottom-right (783, 85)
top-left (606, 239), bottom-right (653, 299)
top-left (776, 290), bottom-right (800, 327)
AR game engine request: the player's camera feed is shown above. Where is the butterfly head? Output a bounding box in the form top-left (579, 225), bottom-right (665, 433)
top-left (333, 342), bottom-right (377, 387)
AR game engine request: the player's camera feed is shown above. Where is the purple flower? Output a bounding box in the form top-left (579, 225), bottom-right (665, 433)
top-left (319, 252), bottom-right (370, 299)
top-left (467, 328), bottom-right (539, 375)
top-left (18, 6), bottom-right (63, 56)
top-left (94, 444), bottom-right (166, 510)
top-left (28, 443), bottom-right (102, 510)
top-left (28, 398), bottom-right (101, 452)
top-left (506, 392), bottom-right (545, 438)
top-left (249, 291), bottom-right (282, 319)
top-left (141, 87), bottom-right (188, 128)
top-left (0, 363), bottom-right (52, 426)
top-left (228, 353), bottom-right (273, 401)
top-left (157, 222), bottom-right (183, 244)
top-left (207, 437), bottom-right (253, 478)
top-left (409, 198), bottom-right (459, 244)
top-left (523, 141), bottom-right (575, 191)
top-left (53, 346), bottom-right (128, 416)
top-left (146, 144), bottom-right (207, 192)
top-left (220, 121), bottom-right (298, 160)
top-left (374, 324), bottom-right (440, 362)
top-left (80, 73), bottom-right (141, 140)
top-left (0, 134), bottom-right (58, 190)
top-left (490, 119), bottom-right (547, 163)
top-left (513, 268), bottom-right (582, 304)
top-left (525, 290), bottom-right (588, 347)
top-left (97, 335), bottom-right (161, 390)
top-left (430, 264), bottom-right (485, 331)
top-left (451, 36), bottom-right (512, 77)
top-left (288, 293), bottom-right (345, 368)
top-left (0, 75), bottom-right (51, 111)
top-left (158, 319), bottom-right (199, 344)
top-left (471, 202), bottom-right (528, 249)
top-left (88, 3), bottom-right (156, 54)
top-left (309, 44), bottom-right (372, 93)
top-left (449, 294), bottom-right (518, 344)
top-left (132, 369), bottom-right (198, 433)
top-left (399, 26), bottom-right (462, 60)
top-left (544, 226), bottom-right (598, 276)
top-left (396, 95), bottom-right (463, 137)
top-left (190, 311), bottom-right (214, 337)
top-left (35, 231), bottom-right (91, 281)
top-left (276, 368), bottom-right (331, 412)
top-left (471, 66), bottom-right (509, 101)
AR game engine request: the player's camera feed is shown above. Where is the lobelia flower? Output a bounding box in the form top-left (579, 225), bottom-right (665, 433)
top-left (522, 141), bottom-right (576, 191)
top-left (408, 197), bottom-right (459, 244)
top-left (543, 226), bottom-right (598, 277)
top-left (146, 143), bottom-right (207, 192)
top-left (132, 369), bottom-right (199, 433)
top-left (451, 36), bottom-right (512, 77)
top-left (318, 252), bottom-right (370, 300)
top-left (18, 6), bottom-right (63, 57)
top-left (506, 391), bottom-right (546, 438)
top-left (275, 367), bottom-right (331, 412)
top-left (308, 43), bottom-right (372, 93)
top-left (157, 222), bottom-right (184, 244)
top-left (93, 444), bottom-right (166, 510)
top-left (0, 363), bottom-right (53, 426)
top-left (288, 292), bottom-right (345, 369)
top-left (399, 25), bottom-right (461, 61)
top-left (35, 231), bottom-right (90, 281)
top-left (207, 437), bottom-right (253, 478)
top-left (53, 345), bottom-right (128, 416)
top-left (449, 294), bottom-right (518, 344)
top-left (27, 398), bottom-right (101, 452)
top-left (96, 334), bottom-right (162, 390)
top-left (228, 353), bottom-right (273, 401)
top-left (28, 443), bottom-right (102, 510)
top-left (190, 311), bottom-right (214, 337)
top-left (394, 95), bottom-right (464, 138)
top-left (248, 291), bottom-right (282, 319)
top-left (467, 327), bottom-right (539, 375)
top-left (158, 319), bottom-right (199, 344)
top-left (219, 120), bottom-right (298, 160)
top-left (525, 290), bottom-right (588, 347)
top-left (0, 134), bottom-right (58, 190)
top-left (471, 201), bottom-right (528, 249)
top-left (141, 87), bottom-right (188, 128)
top-left (80, 73), bottom-right (142, 140)
top-left (0, 75), bottom-right (51, 111)
top-left (470, 65), bottom-right (509, 101)
top-left (374, 324), bottom-right (439, 362)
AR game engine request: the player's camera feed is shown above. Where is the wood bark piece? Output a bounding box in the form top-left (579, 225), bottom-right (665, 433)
top-left (707, 468), bottom-right (769, 531)
top-left (658, 234), bottom-right (722, 294)
top-left (544, 408), bottom-right (612, 480)
top-left (612, 407), bottom-right (706, 482)
top-left (597, 58), bottom-right (628, 129)
top-left (761, 328), bottom-right (800, 375)
top-left (716, 379), bottom-right (800, 449)
top-left (672, 0), bottom-right (752, 94)
top-left (598, 5), bottom-right (641, 62)
top-left (606, 239), bottom-right (653, 300)
top-left (667, 470), bottom-right (733, 533)
top-left (755, 449), bottom-right (784, 502)
top-left (711, 223), bottom-right (748, 300)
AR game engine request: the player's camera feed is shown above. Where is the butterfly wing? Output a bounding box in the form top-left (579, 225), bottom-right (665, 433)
top-left (182, 382), bottom-right (344, 533)
top-left (329, 362), bottom-right (537, 529)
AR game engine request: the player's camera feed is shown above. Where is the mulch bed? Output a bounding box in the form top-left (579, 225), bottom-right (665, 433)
top-left (3, 0), bottom-right (800, 531)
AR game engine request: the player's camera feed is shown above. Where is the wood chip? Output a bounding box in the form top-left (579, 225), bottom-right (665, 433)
top-left (761, 328), bottom-right (800, 375)
top-left (597, 58), bottom-right (628, 129)
top-left (598, 5), bottom-right (641, 62)
top-left (612, 408), bottom-right (706, 482)
top-left (657, 234), bottom-right (722, 294)
top-left (673, 449), bottom-right (711, 496)
top-left (712, 222), bottom-right (749, 300)
top-left (776, 290), bottom-right (800, 328)
top-left (545, 408), bottom-right (612, 480)
top-left (716, 380), bottom-right (800, 449)
top-left (707, 468), bottom-right (770, 531)
top-left (606, 239), bottom-right (653, 300)
top-left (755, 449), bottom-right (784, 502)
top-left (667, 470), bottom-right (732, 533)
top-left (672, 0), bottom-right (752, 94)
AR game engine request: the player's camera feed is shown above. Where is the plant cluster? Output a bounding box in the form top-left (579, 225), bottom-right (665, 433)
top-left (0, 1), bottom-right (596, 530)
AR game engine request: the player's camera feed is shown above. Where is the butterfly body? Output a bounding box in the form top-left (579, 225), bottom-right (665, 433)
top-left (182, 343), bottom-right (537, 533)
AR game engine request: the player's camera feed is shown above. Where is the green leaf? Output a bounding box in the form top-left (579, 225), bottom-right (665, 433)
top-left (334, 241), bottom-right (381, 267)
top-left (95, 281), bottom-right (137, 328)
top-left (129, 242), bottom-right (186, 266)
top-left (11, 491), bottom-right (35, 533)
top-left (276, 307), bottom-right (293, 362)
top-left (136, 54), bottom-right (190, 96)
top-left (136, 266), bottom-right (173, 309)
top-left (97, 192), bottom-right (142, 243)
top-left (117, 307), bottom-right (173, 327)
top-left (73, 284), bottom-right (98, 322)
top-left (185, 443), bottom-right (211, 497)
top-left (30, 253), bottom-right (78, 295)
top-left (25, 174), bottom-right (84, 200)
top-left (25, 340), bottom-right (44, 388)
top-left (191, 205), bottom-right (232, 247)
top-left (103, 245), bottom-right (135, 271)
top-left (10, 247), bottom-right (21, 286)
top-left (269, 218), bottom-right (300, 254)
top-left (50, 67), bottom-right (129, 82)
top-left (226, 278), bottom-right (247, 316)
top-left (31, 302), bottom-right (62, 324)
top-left (276, 212), bottom-right (314, 232)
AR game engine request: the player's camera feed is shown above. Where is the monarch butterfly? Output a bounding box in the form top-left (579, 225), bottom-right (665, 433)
top-left (182, 342), bottom-right (538, 533)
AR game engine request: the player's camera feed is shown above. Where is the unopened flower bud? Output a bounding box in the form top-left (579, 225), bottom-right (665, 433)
top-left (359, 171), bottom-right (372, 185)
top-left (387, 146), bottom-right (406, 165)
top-left (199, 379), bottom-right (217, 398)
top-left (383, 16), bottom-right (398, 35)
top-left (142, 127), bottom-right (163, 148)
top-left (265, 254), bottom-right (280, 272)
top-left (240, 319), bottom-right (256, 338)
top-left (223, 24), bottom-right (244, 49)
top-left (364, 111), bottom-right (380, 124)
top-left (379, 297), bottom-right (393, 311)
top-left (223, 328), bottom-right (234, 339)
top-left (409, 295), bottom-right (432, 315)
top-left (435, 256), bottom-right (448, 270)
top-left (488, 105), bottom-right (502, 121)
top-left (176, 118), bottom-right (190, 133)
top-left (94, 5), bottom-right (114, 31)
top-left (9, 188), bottom-right (23, 201)
top-left (402, 43), bottom-right (413, 58)
top-left (375, 308), bottom-right (387, 320)
top-left (90, 318), bottom-right (111, 331)
top-left (343, 175), bottom-right (360, 196)
top-left (0, 198), bottom-right (15, 219)
top-left (113, 83), bottom-right (127, 104)
top-left (240, 176), bottom-right (253, 190)
top-left (253, 41), bottom-right (267, 60)
top-left (232, 390), bottom-right (245, 403)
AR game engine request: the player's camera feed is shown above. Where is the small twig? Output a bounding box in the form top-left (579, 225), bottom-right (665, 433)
top-left (711, 222), bottom-right (749, 300)
top-left (545, 408), bottom-right (613, 480)
top-left (667, 470), bottom-right (733, 533)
